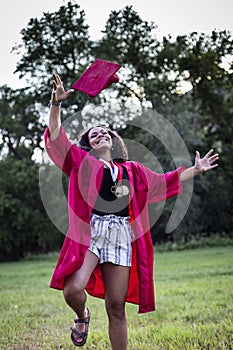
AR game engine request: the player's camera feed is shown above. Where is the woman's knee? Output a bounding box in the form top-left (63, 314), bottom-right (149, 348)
top-left (63, 278), bottom-right (85, 303)
top-left (105, 299), bottom-right (126, 320)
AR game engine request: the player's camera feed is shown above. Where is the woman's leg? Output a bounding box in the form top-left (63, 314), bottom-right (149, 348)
top-left (101, 263), bottom-right (130, 350)
top-left (63, 251), bottom-right (99, 336)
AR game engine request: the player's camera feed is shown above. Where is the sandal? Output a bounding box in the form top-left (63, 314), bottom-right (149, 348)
top-left (70, 308), bottom-right (91, 347)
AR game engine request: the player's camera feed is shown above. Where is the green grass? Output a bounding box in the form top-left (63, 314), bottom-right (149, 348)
top-left (0, 246), bottom-right (232, 349)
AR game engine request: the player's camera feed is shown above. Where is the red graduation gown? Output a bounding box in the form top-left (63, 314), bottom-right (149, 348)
top-left (44, 126), bottom-right (185, 313)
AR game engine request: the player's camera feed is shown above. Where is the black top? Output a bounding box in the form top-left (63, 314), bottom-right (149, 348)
top-left (92, 167), bottom-right (129, 217)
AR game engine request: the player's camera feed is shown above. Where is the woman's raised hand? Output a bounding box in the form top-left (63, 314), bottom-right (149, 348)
top-left (51, 74), bottom-right (74, 103)
top-left (195, 149), bottom-right (219, 173)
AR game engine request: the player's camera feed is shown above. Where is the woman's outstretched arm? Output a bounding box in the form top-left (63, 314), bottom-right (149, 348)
top-left (180, 149), bottom-right (219, 182)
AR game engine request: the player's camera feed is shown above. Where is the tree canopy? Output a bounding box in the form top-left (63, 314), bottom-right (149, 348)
top-left (0, 1), bottom-right (232, 261)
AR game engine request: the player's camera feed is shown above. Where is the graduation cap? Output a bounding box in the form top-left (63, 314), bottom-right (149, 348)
top-left (72, 59), bottom-right (121, 97)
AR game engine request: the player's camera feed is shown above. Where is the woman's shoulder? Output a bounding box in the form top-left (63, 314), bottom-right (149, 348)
top-left (118, 159), bottom-right (144, 172)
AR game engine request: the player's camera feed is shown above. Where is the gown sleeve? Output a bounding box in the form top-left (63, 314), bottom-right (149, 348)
top-left (44, 126), bottom-right (86, 176)
top-left (138, 163), bottom-right (186, 204)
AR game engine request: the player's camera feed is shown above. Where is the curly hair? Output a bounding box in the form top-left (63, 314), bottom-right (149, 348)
top-left (78, 126), bottom-right (128, 162)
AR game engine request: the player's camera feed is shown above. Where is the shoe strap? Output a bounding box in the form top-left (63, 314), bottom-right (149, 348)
top-left (74, 316), bottom-right (90, 324)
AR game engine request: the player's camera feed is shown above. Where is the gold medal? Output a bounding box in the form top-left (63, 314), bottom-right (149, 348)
top-left (111, 183), bottom-right (129, 198)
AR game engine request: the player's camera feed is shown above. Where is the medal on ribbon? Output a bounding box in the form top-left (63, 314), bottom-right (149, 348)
top-left (111, 183), bottom-right (129, 198)
top-left (112, 161), bottom-right (129, 198)
top-left (102, 159), bottom-right (129, 199)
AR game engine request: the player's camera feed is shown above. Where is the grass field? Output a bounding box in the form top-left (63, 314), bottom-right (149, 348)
top-left (0, 245), bottom-right (232, 350)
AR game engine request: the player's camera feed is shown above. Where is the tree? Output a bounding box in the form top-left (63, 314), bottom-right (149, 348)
top-left (174, 31), bottom-right (233, 234)
top-left (0, 86), bottom-right (44, 159)
top-left (0, 156), bottom-right (63, 261)
top-left (0, 1), bottom-right (95, 261)
top-left (12, 0), bottom-right (93, 110)
top-left (93, 6), bottom-right (160, 103)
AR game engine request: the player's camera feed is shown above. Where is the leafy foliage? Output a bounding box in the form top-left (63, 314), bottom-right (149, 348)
top-left (0, 86), bottom-right (44, 159)
top-left (12, 0), bottom-right (93, 110)
top-left (0, 157), bottom-right (63, 261)
top-left (0, 2), bottom-right (232, 261)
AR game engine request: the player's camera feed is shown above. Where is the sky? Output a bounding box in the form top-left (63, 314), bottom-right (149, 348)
top-left (1, 0), bottom-right (233, 89)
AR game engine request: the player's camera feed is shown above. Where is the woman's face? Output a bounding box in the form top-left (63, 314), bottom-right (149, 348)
top-left (88, 126), bottom-right (113, 152)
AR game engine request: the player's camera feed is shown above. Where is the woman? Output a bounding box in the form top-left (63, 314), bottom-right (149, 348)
top-left (44, 74), bottom-right (219, 349)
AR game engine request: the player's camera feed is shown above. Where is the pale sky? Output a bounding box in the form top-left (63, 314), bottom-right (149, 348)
top-left (1, 0), bottom-right (233, 89)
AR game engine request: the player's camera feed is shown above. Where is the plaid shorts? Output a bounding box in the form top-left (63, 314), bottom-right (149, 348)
top-left (88, 214), bottom-right (134, 266)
